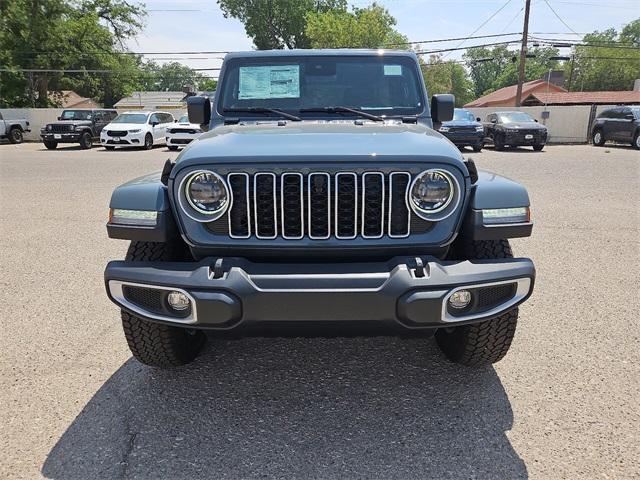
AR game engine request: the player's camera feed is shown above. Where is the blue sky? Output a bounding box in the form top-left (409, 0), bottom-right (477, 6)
top-left (127, 0), bottom-right (637, 78)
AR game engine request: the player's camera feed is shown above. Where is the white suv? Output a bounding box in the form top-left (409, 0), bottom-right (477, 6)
top-left (166, 114), bottom-right (203, 150)
top-left (100, 111), bottom-right (174, 150)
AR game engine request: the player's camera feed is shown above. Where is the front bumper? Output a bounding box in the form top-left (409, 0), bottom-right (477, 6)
top-left (166, 133), bottom-right (197, 147)
top-left (100, 131), bottom-right (146, 147)
top-left (441, 130), bottom-right (484, 146)
top-left (105, 256), bottom-right (535, 331)
top-left (41, 132), bottom-right (80, 143)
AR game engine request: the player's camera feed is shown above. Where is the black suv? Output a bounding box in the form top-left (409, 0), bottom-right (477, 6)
top-left (591, 106), bottom-right (640, 150)
top-left (41, 109), bottom-right (118, 149)
top-left (438, 108), bottom-right (484, 151)
top-left (484, 111), bottom-right (547, 151)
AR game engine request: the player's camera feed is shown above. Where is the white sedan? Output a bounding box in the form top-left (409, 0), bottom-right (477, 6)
top-left (166, 115), bottom-right (203, 150)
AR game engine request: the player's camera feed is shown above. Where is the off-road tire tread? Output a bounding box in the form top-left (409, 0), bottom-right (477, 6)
top-left (436, 239), bottom-right (519, 366)
top-left (120, 241), bottom-right (204, 367)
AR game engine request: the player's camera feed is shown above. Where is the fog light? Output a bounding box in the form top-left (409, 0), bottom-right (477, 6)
top-left (167, 291), bottom-right (190, 311)
top-left (449, 290), bottom-right (472, 309)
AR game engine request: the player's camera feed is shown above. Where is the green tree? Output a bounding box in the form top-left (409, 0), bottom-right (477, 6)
top-left (305, 2), bottom-right (408, 49)
top-left (217, 0), bottom-right (347, 49)
top-left (421, 55), bottom-right (474, 107)
top-left (464, 45), bottom-right (561, 98)
top-left (0, 0), bottom-right (145, 107)
top-left (566, 20), bottom-right (640, 91)
top-left (138, 61), bottom-right (213, 92)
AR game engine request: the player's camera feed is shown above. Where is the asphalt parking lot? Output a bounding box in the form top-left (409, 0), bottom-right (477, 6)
top-left (1, 142), bottom-right (638, 479)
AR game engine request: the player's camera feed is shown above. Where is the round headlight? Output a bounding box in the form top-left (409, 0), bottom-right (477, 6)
top-left (185, 171), bottom-right (229, 216)
top-left (46, 124), bottom-right (52, 131)
top-left (409, 170), bottom-right (455, 215)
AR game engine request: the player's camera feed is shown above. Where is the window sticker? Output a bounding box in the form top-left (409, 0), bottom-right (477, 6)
top-left (239, 65), bottom-right (300, 99)
top-left (384, 65), bottom-right (402, 76)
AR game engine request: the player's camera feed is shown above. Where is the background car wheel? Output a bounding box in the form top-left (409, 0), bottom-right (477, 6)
top-left (120, 241), bottom-right (205, 368)
top-left (168, 145), bottom-right (179, 151)
top-left (472, 143), bottom-right (483, 152)
top-left (144, 133), bottom-right (153, 150)
top-left (43, 140), bottom-right (58, 150)
top-left (532, 144), bottom-right (544, 151)
top-left (436, 239), bottom-right (519, 366)
top-left (9, 128), bottom-right (23, 144)
top-left (79, 131), bottom-right (92, 149)
top-left (494, 134), bottom-right (505, 151)
top-left (104, 146), bottom-right (115, 151)
top-left (633, 131), bottom-right (640, 150)
top-left (592, 129), bottom-right (605, 146)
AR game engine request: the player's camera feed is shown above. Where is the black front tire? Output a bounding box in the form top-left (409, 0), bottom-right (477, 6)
top-left (168, 145), bottom-right (179, 151)
top-left (592, 129), bottom-right (605, 146)
top-left (143, 133), bottom-right (153, 150)
top-left (9, 128), bottom-right (23, 144)
top-left (472, 143), bottom-right (483, 152)
top-left (633, 131), bottom-right (640, 150)
top-left (79, 131), bottom-right (93, 149)
top-left (120, 241), bottom-right (205, 368)
top-left (43, 140), bottom-right (58, 150)
top-left (532, 144), bottom-right (544, 151)
top-left (104, 146), bottom-right (115, 151)
top-left (494, 134), bottom-right (505, 151)
top-left (436, 239), bottom-right (519, 366)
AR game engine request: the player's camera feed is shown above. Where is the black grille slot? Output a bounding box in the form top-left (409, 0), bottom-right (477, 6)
top-left (389, 173), bottom-right (411, 237)
top-left (51, 124), bottom-right (73, 133)
top-left (281, 173), bottom-right (303, 238)
top-left (228, 174), bottom-right (250, 238)
top-left (254, 173), bottom-right (277, 238)
top-left (107, 130), bottom-right (127, 137)
top-left (308, 173), bottom-right (330, 239)
top-left (335, 173), bottom-right (357, 239)
top-left (362, 173), bottom-right (384, 238)
top-left (122, 285), bottom-right (164, 313)
top-left (475, 284), bottom-right (516, 312)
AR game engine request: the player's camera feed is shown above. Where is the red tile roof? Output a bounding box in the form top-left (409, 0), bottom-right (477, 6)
top-left (527, 90), bottom-right (640, 105)
top-left (464, 79), bottom-right (567, 107)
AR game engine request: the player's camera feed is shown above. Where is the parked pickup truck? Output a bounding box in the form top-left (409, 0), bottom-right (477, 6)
top-left (104, 49), bottom-right (535, 369)
top-left (0, 112), bottom-right (30, 144)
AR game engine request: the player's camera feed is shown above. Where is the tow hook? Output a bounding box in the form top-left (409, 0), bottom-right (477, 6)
top-left (413, 257), bottom-right (429, 278)
top-left (208, 258), bottom-right (224, 279)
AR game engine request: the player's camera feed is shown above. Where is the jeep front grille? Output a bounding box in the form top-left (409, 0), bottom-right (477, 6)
top-left (50, 124), bottom-right (74, 133)
top-left (219, 171), bottom-right (419, 240)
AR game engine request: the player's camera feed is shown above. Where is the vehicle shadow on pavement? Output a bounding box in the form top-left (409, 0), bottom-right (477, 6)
top-left (42, 337), bottom-right (527, 479)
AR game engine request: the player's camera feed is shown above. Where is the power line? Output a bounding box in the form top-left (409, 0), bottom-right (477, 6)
top-left (542, 0), bottom-right (581, 36)
top-left (529, 37), bottom-right (640, 50)
top-left (415, 40), bottom-right (522, 55)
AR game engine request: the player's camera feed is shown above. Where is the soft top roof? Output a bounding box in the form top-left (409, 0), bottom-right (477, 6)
top-left (224, 49), bottom-right (418, 60)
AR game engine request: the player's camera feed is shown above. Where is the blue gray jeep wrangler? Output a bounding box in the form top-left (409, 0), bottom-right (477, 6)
top-left (104, 50), bottom-right (535, 368)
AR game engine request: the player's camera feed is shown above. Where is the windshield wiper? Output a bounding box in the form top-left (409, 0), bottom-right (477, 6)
top-left (300, 106), bottom-right (384, 122)
top-left (223, 107), bottom-right (301, 122)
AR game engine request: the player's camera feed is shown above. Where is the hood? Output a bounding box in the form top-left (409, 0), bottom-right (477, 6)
top-left (104, 122), bottom-right (146, 130)
top-left (176, 121), bottom-right (464, 167)
top-left (48, 120), bottom-right (92, 126)
top-left (502, 122), bottom-right (546, 130)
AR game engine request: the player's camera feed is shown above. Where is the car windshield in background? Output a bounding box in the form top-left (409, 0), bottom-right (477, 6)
top-left (500, 112), bottom-right (535, 123)
top-left (60, 110), bottom-right (92, 120)
top-left (111, 113), bottom-right (148, 124)
top-left (179, 115), bottom-right (189, 123)
top-left (453, 109), bottom-right (475, 122)
top-left (218, 55), bottom-right (425, 118)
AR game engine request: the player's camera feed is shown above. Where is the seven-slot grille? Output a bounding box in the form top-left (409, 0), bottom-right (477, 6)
top-left (222, 171), bottom-right (415, 240)
top-left (50, 124), bottom-right (74, 133)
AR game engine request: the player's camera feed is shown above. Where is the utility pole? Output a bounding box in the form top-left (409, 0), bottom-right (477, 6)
top-left (515, 0), bottom-right (532, 107)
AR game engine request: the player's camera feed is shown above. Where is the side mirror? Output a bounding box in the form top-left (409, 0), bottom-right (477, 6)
top-left (151, 121), bottom-right (159, 126)
top-left (431, 94), bottom-right (454, 123)
top-left (625, 113), bottom-right (634, 120)
top-left (57, 117), bottom-right (62, 121)
top-left (187, 96), bottom-right (211, 126)
top-left (491, 118), bottom-right (497, 123)
top-left (534, 119), bottom-right (539, 123)
top-left (476, 117), bottom-right (481, 122)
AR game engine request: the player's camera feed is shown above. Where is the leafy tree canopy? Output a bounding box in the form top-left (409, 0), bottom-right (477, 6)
top-left (137, 61), bottom-right (214, 92)
top-left (421, 55), bottom-right (474, 107)
top-left (305, 2), bottom-right (408, 49)
top-left (217, 0), bottom-right (347, 49)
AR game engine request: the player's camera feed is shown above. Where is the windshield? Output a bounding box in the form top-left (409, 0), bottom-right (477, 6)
top-left (111, 113), bottom-right (149, 124)
top-left (60, 110), bottom-right (92, 120)
top-left (452, 109), bottom-right (476, 122)
top-left (178, 115), bottom-right (189, 123)
top-left (499, 112), bottom-right (535, 123)
top-left (218, 55), bottom-right (425, 118)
